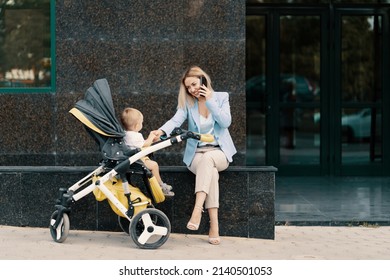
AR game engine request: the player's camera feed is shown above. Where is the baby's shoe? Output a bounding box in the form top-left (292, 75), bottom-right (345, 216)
top-left (160, 183), bottom-right (174, 197)
top-left (160, 182), bottom-right (173, 191)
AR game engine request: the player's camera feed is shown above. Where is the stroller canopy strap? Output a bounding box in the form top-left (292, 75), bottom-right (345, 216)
top-left (69, 108), bottom-right (115, 137)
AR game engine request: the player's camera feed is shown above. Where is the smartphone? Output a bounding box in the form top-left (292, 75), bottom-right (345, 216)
top-left (200, 76), bottom-right (207, 87)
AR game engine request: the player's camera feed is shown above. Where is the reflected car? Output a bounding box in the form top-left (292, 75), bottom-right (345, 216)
top-left (246, 74), bottom-right (318, 113)
top-left (314, 109), bottom-right (381, 142)
top-left (342, 108), bottom-right (381, 142)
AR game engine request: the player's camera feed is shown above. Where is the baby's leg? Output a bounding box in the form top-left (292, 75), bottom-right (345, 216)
top-left (143, 158), bottom-right (162, 183)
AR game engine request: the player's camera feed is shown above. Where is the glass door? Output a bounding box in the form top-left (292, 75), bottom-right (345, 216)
top-left (333, 8), bottom-right (388, 175)
top-left (277, 13), bottom-right (323, 174)
top-left (246, 4), bottom-right (389, 176)
top-left (246, 7), bottom-right (327, 175)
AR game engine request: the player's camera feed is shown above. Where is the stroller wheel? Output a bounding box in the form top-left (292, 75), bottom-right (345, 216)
top-left (49, 210), bottom-right (70, 243)
top-left (118, 216), bottom-right (130, 234)
top-left (129, 208), bottom-right (171, 249)
top-left (118, 204), bottom-right (155, 235)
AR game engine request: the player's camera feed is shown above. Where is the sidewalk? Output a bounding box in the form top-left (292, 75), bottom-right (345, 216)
top-left (1, 225), bottom-right (390, 260)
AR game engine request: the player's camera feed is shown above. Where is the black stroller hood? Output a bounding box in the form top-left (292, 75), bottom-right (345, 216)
top-left (70, 79), bottom-right (135, 161)
top-left (74, 78), bottom-right (125, 138)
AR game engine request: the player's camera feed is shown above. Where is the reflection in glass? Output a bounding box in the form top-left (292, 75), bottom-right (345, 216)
top-left (341, 108), bottom-right (382, 164)
top-left (279, 15), bottom-right (321, 165)
top-left (246, 15), bottom-right (266, 165)
top-left (0, 1), bottom-right (51, 88)
top-left (280, 108), bottom-right (320, 164)
top-left (341, 16), bottom-right (382, 102)
top-left (341, 15), bottom-right (383, 165)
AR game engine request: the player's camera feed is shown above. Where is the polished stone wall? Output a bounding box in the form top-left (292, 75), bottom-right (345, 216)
top-left (0, 1), bottom-right (274, 239)
top-left (0, 0), bottom-right (246, 167)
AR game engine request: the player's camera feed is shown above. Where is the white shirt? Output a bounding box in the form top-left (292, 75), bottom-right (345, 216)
top-left (123, 131), bottom-right (145, 149)
top-left (197, 114), bottom-right (219, 147)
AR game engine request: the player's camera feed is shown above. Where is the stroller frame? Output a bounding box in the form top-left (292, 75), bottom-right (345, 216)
top-left (50, 127), bottom-right (209, 249)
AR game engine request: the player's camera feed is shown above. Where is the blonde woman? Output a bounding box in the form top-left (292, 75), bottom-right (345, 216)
top-left (153, 66), bottom-right (236, 245)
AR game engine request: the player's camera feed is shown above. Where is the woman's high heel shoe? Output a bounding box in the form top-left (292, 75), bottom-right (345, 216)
top-left (208, 236), bottom-right (221, 245)
top-left (186, 206), bottom-right (204, 231)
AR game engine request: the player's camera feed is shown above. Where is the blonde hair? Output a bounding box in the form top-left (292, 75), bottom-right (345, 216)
top-left (120, 107), bottom-right (143, 131)
top-left (177, 65), bottom-right (213, 109)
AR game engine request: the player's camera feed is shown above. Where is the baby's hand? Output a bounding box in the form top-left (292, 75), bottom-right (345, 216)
top-left (147, 131), bottom-right (156, 139)
top-left (151, 130), bottom-right (164, 142)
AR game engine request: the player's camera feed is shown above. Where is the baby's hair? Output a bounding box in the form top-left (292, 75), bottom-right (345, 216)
top-left (120, 107), bottom-right (143, 131)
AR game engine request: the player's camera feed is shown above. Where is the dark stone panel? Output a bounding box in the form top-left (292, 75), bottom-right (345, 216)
top-left (55, 153), bottom-right (102, 167)
top-left (19, 173), bottom-right (59, 227)
top-left (0, 173), bottom-right (23, 225)
top-left (248, 172), bottom-right (275, 238)
top-left (248, 192), bottom-right (275, 239)
top-left (56, 1), bottom-right (244, 42)
top-left (219, 172), bottom-right (249, 237)
top-left (0, 94), bottom-right (55, 156)
top-left (56, 1), bottom-right (185, 43)
top-left (182, 0), bottom-right (245, 40)
top-left (56, 41), bottom-right (185, 96)
top-left (0, 155), bottom-right (56, 166)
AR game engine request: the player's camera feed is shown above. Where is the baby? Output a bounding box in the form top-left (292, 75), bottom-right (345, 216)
top-left (120, 107), bottom-right (174, 197)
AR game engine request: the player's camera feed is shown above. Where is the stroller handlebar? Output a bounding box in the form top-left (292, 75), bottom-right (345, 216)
top-left (168, 127), bottom-right (215, 143)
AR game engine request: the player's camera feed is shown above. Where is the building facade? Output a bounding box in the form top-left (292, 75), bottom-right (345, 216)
top-left (1, 0), bottom-right (390, 177)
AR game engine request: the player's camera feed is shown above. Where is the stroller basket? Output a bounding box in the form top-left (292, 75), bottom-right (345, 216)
top-left (49, 78), bottom-right (214, 249)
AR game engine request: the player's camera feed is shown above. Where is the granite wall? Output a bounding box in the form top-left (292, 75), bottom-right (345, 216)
top-left (0, 1), bottom-right (275, 239)
top-left (0, 0), bottom-right (246, 167)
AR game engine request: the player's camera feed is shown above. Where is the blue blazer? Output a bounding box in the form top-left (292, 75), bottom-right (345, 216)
top-left (159, 91), bottom-right (237, 167)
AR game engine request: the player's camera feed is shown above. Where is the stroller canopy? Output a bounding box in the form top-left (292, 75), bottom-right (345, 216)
top-left (70, 78), bottom-right (125, 138)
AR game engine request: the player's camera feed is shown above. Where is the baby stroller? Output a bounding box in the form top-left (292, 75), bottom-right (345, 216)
top-left (49, 78), bottom-right (213, 249)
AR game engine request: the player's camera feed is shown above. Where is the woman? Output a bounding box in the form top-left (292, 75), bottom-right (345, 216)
top-left (153, 66), bottom-right (236, 245)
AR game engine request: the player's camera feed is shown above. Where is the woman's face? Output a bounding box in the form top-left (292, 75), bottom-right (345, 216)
top-left (184, 76), bottom-right (202, 98)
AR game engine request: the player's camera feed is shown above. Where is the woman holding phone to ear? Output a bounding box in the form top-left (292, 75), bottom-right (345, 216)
top-left (152, 65), bottom-right (236, 245)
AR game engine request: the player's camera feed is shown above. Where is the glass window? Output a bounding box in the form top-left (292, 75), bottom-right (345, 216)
top-left (0, 0), bottom-right (52, 90)
top-left (341, 15), bottom-right (382, 102)
top-left (246, 15), bottom-right (266, 165)
top-left (279, 15), bottom-right (321, 165)
top-left (340, 15), bottom-right (383, 165)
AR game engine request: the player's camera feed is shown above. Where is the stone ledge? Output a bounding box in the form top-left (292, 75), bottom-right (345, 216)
top-left (0, 165), bottom-right (276, 239)
top-left (0, 165), bottom-right (277, 173)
